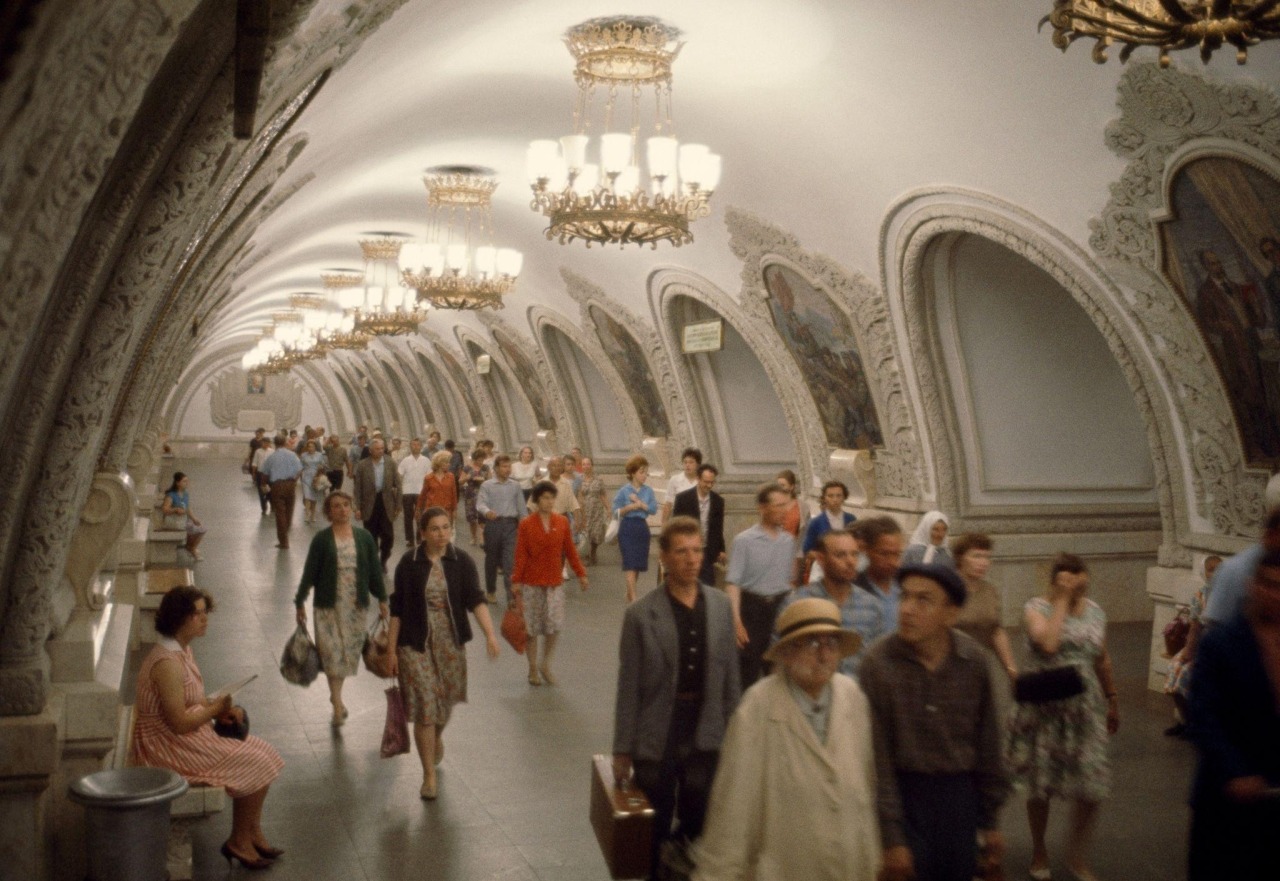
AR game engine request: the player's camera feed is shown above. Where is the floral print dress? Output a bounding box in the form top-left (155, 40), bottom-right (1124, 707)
top-left (313, 535), bottom-right (366, 677)
top-left (462, 463), bottom-right (490, 525)
top-left (397, 563), bottom-right (466, 726)
top-left (1007, 597), bottom-right (1111, 802)
top-left (578, 476), bottom-right (607, 545)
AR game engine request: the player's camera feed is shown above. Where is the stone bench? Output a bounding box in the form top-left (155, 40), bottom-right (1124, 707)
top-left (146, 512), bottom-right (188, 567)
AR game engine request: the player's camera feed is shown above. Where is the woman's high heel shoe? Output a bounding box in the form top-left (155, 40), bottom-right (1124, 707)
top-left (254, 844), bottom-right (285, 859)
top-left (221, 842), bottom-right (272, 870)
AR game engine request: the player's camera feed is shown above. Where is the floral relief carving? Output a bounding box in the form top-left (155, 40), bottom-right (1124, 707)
top-left (208, 368), bottom-right (304, 430)
top-left (478, 312), bottom-right (571, 440)
top-left (403, 335), bottom-right (479, 434)
top-left (427, 329), bottom-right (500, 441)
top-left (1091, 63), bottom-right (1278, 537)
top-left (454, 325), bottom-right (528, 447)
top-left (723, 208), bottom-right (923, 501)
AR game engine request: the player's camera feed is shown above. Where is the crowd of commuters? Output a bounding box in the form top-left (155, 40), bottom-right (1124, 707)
top-left (128, 428), bottom-right (1275, 879)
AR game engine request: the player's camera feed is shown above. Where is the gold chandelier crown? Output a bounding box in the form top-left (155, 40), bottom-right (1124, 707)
top-left (401, 165), bottom-right (523, 311)
top-left (564, 16), bottom-right (684, 85)
top-left (1045, 1), bottom-right (1280, 65)
top-left (353, 233), bottom-right (429, 336)
top-left (527, 16), bottom-right (719, 249)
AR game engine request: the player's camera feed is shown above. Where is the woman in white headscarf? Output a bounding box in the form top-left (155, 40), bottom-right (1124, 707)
top-left (901, 511), bottom-right (954, 569)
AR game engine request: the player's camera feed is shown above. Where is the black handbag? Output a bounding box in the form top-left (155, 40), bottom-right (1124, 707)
top-left (1014, 666), bottom-right (1085, 704)
top-left (213, 707), bottom-right (250, 740)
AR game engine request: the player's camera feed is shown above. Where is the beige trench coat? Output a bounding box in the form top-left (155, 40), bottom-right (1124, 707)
top-left (692, 672), bottom-right (881, 881)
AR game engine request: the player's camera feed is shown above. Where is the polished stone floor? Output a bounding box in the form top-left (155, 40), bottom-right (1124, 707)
top-left (168, 459), bottom-right (1196, 881)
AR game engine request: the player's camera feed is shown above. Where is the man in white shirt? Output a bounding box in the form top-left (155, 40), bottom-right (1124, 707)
top-left (389, 436), bottom-right (408, 465)
top-left (661, 447), bottom-right (703, 524)
top-left (397, 438), bottom-right (432, 547)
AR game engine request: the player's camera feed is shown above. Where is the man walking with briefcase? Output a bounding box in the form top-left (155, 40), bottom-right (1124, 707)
top-left (612, 516), bottom-right (742, 880)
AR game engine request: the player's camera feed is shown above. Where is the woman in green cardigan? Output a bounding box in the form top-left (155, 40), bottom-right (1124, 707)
top-left (295, 491), bottom-right (388, 725)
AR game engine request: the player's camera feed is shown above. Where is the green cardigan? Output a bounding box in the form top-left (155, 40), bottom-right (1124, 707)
top-left (294, 526), bottom-right (387, 609)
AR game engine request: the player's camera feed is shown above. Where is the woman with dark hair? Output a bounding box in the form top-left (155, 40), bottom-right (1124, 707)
top-left (388, 506), bottom-right (500, 799)
top-left (576, 456), bottom-right (608, 566)
top-left (161, 472), bottom-right (207, 561)
top-left (951, 533), bottom-right (1018, 682)
top-left (1008, 553), bottom-right (1120, 881)
top-left (299, 440), bottom-right (326, 524)
top-left (613, 455), bottom-right (658, 604)
top-left (133, 586), bottom-right (284, 869)
top-left (295, 490), bottom-right (388, 725)
top-left (512, 481), bottom-right (588, 686)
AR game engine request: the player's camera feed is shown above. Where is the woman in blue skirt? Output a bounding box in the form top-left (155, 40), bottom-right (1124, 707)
top-left (612, 454), bottom-right (657, 603)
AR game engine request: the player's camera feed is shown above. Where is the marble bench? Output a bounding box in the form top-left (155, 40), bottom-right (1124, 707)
top-left (136, 567), bottom-right (194, 646)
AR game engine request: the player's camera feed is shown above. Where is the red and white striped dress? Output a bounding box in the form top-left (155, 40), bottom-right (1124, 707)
top-left (132, 641), bottom-right (283, 798)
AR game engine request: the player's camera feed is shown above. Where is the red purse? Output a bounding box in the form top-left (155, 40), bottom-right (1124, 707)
top-left (380, 685), bottom-right (409, 758)
top-left (501, 597), bottom-right (527, 655)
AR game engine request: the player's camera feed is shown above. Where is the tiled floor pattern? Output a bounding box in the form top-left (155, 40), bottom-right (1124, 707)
top-left (170, 459), bottom-right (1194, 880)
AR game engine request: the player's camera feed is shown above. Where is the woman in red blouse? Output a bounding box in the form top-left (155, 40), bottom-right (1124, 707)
top-left (416, 450), bottom-right (459, 528)
top-left (512, 481), bottom-right (589, 686)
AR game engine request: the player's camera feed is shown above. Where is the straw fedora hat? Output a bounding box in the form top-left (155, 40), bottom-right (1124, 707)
top-left (763, 597), bottom-right (861, 662)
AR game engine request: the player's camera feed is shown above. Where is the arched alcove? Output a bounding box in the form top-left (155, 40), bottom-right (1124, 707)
top-left (540, 324), bottom-right (631, 457)
top-left (667, 294), bottom-right (796, 476)
top-left (928, 233), bottom-right (1158, 510)
top-left (463, 340), bottom-right (533, 447)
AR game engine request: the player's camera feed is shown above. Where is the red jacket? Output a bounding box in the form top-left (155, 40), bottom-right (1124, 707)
top-left (511, 512), bottom-right (586, 587)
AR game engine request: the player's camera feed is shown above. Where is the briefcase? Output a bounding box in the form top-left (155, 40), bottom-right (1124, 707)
top-left (589, 754), bottom-right (654, 880)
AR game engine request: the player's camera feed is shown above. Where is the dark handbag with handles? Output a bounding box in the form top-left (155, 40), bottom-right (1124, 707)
top-left (1015, 666), bottom-right (1085, 704)
top-left (213, 707), bottom-right (250, 740)
top-left (1163, 607), bottom-right (1191, 657)
top-left (501, 596), bottom-right (528, 655)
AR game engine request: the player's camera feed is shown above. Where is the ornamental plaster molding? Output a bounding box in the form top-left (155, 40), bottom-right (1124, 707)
top-left (881, 188), bottom-right (1182, 554)
top-left (560, 267), bottom-right (687, 446)
top-left (368, 341), bottom-right (425, 436)
top-left (453, 325), bottom-right (526, 448)
top-left (403, 335), bottom-right (480, 436)
top-left (722, 208), bottom-right (923, 501)
top-left (328, 354), bottom-right (381, 429)
top-left (62, 472), bottom-right (136, 613)
top-left (1089, 63), bottom-right (1278, 538)
top-left (526, 305), bottom-right (646, 452)
top-left (208, 368), bottom-right (304, 430)
top-left (379, 341), bottom-right (436, 430)
top-left (649, 265), bottom-right (829, 489)
top-left (478, 312), bottom-right (573, 442)
top-left (422, 327), bottom-right (496, 437)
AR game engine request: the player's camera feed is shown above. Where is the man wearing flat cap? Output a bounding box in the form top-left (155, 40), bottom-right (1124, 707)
top-left (693, 597), bottom-right (881, 881)
top-left (859, 563), bottom-right (1010, 881)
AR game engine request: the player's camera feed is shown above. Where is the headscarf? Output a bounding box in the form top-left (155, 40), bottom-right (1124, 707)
top-left (909, 510), bottom-right (950, 564)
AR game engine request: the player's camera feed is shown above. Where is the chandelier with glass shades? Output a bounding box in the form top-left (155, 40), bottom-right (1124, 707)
top-left (399, 165), bottom-right (524, 311)
top-left (1045, 1), bottom-right (1280, 65)
top-left (241, 312), bottom-right (319, 374)
top-left (348, 236), bottom-right (430, 336)
top-left (319, 272), bottom-right (371, 350)
top-left (526, 15), bottom-right (721, 249)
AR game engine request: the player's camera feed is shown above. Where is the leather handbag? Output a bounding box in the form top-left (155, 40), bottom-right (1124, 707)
top-left (380, 685), bottom-right (410, 758)
top-left (362, 619), bottom-right (396, 678)
top-left (501, 597), bottom-right (528, 655)
top-left (1014, 665), bottom-right (1085, 704)
top-left (590, 754), bottom-right (654, 880)
top-left (1163, 607), bottom-right (1191, 657)
top-left (213, 707), bottom-right (250, 740)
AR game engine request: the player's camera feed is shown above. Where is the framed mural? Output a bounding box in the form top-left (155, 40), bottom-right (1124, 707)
top-left (588, 304), bottom-right (671, 438)
top-left (246, 371), bottom-right (266, 394)
top-left (762, 263), bottom-right (883, 450)
top-left (1159, 156), bottom-right (1280, 466)
top-left (491, 328), bottom-right (557, 429)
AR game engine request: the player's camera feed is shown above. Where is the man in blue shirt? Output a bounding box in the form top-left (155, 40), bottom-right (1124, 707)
top-left (477, 455), bottom-right (523, 605)
top-left (851, 516), bottom-right (906, 654)
top-left (726, 483), bottom-right (798, 687)
top-left (259, 435), bottom-right (303, 549)
top-left (783, 528), bottom-right (872, 677)
top-left (1203, 507), bottom-right (1280, 627)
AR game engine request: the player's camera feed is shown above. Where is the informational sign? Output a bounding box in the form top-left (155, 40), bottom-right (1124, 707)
top-left (475, 354), bottom-right (491, 374)
top-left (681, 319), bottom-right (724, 354)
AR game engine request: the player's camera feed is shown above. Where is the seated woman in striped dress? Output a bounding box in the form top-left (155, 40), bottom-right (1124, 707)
top-left (132, 586), bottom-right (284, 870)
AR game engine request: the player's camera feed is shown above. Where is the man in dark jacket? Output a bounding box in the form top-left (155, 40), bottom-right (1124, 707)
top-left (671, 464), bottom-right (726, 587)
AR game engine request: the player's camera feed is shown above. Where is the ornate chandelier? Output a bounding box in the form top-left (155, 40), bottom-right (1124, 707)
top-left (400, 165), bottom-right (523, 311)
top-left (526, 16), bottom-right (721, 249)
top-left (353, 237), bottom-right (430, 336)
top-left (1045, 1), bottom-right (1280, 65)
top-left (320, 272), bottom-right (371, 350)
top-left (241, 312), bottom-right (319, 374)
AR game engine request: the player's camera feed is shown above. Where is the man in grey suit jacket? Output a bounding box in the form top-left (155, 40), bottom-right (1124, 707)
top-left (352, 437), bottom-right (402, 569)
top-left (613, 516), bottom-right (742, 880)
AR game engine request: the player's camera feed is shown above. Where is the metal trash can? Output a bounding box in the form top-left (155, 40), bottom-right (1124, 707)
top-left (69, 767), bottom-right (189, 881)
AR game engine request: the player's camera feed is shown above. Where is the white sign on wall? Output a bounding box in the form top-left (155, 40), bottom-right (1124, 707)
top-left (476, 354), bottom-right (491, 374)
top-left (681, 319), bottom-right (724, 354)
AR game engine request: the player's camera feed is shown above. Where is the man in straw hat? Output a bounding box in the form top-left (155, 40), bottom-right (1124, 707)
top-left (693, 597), bottom-right (881, 880)
top-left (859, 563), bottom-right (1009, 881)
